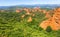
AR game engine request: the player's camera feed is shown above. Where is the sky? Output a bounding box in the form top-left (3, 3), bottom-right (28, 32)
top-left (0, 0), bottom-right (60, 6)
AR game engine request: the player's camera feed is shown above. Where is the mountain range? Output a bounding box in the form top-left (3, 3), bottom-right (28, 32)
top-left (0, 4), bottom-right (60, 10)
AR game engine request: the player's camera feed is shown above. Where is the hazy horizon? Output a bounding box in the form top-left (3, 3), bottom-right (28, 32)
top-left (0, 0), bottom-right (60, 6)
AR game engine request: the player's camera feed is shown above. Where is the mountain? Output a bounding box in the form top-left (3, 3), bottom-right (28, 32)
top-left (0, 4), bottom-right (60, 10)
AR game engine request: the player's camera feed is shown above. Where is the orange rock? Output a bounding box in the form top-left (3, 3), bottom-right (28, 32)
top-left (40, 8), bottom-right (60, 30)
top-left (23, 8), bottom-right (31, 15)
top-left (16, 9), bottom-right (21, 13)
top-left (21, 15), bottom-right (25, 18)
top-left (45, 11), bottom-right (51, 18)
top-left (27, 17), bottom-right (32, 22)
top-left (42, 10), bottom-right (46, 13)
top-left (40, 17), bottom-right (59, 30)
top-left (49, 19), bottom-right (59, 30)
top-left (32, 9), bottom-right (35, 12)
top-left (40, 19), bottom-right (50, 30)
top-left (56, 8), bottom-right (60, 12)
top-left (39, 9), bottom-right (42, 12)
top-left (32, 14), bottom-right (35, 17)
top-left (26, 12), bottom-right (30, 15)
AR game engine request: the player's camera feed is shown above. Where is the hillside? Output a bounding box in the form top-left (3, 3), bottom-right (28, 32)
top-left (0, 8), bottom-right (60, 37)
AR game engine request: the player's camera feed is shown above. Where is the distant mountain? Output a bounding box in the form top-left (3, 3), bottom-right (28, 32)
top-left (16, 4), bottom-right (60, 8)
top-left (0, 6), bottom-right (10, 9)
top-left (0, 4), bottom-right (60, 10)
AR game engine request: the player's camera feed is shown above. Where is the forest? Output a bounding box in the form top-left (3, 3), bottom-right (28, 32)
top-left (0, 8), bottom-right (60, 37)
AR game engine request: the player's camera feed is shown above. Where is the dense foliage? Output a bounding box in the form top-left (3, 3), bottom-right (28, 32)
top-left (0, 11), bottom-right (60, 37)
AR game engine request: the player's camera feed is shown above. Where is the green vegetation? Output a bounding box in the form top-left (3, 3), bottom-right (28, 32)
top-left (0, 11), bottom-right (60, 37)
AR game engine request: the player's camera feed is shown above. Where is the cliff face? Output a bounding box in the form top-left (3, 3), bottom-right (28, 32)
top-left (40, 8), bottom-right (60, 30)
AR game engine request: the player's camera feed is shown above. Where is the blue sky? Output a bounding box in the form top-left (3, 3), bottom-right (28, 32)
top-left (0, 0), bottom-right (60, 6)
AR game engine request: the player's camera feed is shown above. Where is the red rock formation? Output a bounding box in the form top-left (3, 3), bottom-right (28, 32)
top-left (16, 9), bottom-right (21, 13)
top-left (40, 8), bottom-right (60, 30)
top-left (27, 17), bottom-right (32, 22)
top-left (21, 15), bottom-right (25, 18)
top-left (23, 8), bottom-right (30, 15)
